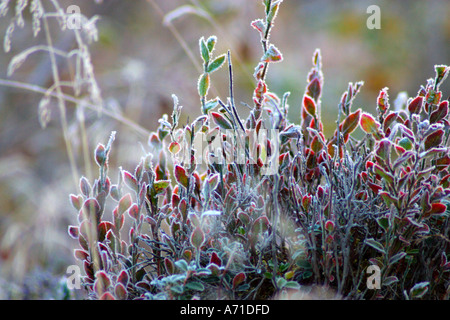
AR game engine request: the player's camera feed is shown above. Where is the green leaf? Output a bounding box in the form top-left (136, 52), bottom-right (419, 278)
top-left (198, 73), bottom-right (210, 97)
top-left (383, 276), bottom-right (399, 286)
top-left (375, 139), bottom-right (392, 162)
top-left (69, 194), bottom-right (83, 211)
top-left (252, 216), bottom-right (270, 234)
top-left (379, 191), bottom-right (398, 208)
top-left (199, 37), bottom-right (210, 63)
top-left (373, 164), bottom-right (394, 185)
top-left (434, 64), bottom-right (449, 87)
top-left (276, 276), bottom-right (287, 289)
top-left (398, 137), bottom-right (413, 151)
top-left (207, 173), bottom-right (220, 190)
top-left (365, 238), bottom-right (385, 254)
top-left (174, 259), bottom-right (188, 272)
top-left (190, 226), bottom-right (205, 249)
top-left (409, 282), bottom-right (429, 299)
top-left (168, 141), bottom-right (181, 155)
top-left (376, 216), bottom-right (390, 232)
top-left (170, 285), bottom-right (184, 294)
top-left (267, 0), bottom-right (282, 23)
top-left (184, 281), bottom-right (205, 292)
top-left (153, 180), bottom-right (171, 194)
top-left (118, 193), bottom-right (132, 216)
top-left (284, 281), bottom-right (301, 290)
top-left (389, 252), bottom-right (407, 265)
top-left (206, 35), bottom-right (217, 52)
top-left (207, 54), bottom-right (226, 73)
top-left (202, 98), bottom-right (219, 114)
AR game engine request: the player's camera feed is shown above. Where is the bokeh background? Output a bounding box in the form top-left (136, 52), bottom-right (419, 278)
top-left (0, 0), bottom-right (448, 299)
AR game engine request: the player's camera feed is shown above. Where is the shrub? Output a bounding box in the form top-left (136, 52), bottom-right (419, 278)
top-left (66, 0), bottom-right (449, 300)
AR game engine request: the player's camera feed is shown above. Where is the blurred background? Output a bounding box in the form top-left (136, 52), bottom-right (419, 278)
top-left (0, 0), bottom-right (448, 299)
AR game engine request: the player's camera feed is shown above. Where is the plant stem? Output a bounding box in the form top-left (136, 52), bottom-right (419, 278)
top-left (42, 12), bottom-right (79, 189)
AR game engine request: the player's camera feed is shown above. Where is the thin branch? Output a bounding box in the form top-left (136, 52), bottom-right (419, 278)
top-left (0, 78), bottom-right (150, 137)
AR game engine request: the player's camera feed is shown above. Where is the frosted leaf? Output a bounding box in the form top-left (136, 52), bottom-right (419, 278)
top-left (0, 0), bottom-right (11, 17)
top-left (14, 0), bottom-right (28, 28)
top-left (30, 0), bottom-right (43, 37)
top-left (3, 21), bottom-right (14, 52)
top-left (7, 49), bottom-right (29, 76)
top-left (163, 5), bottom-right (211, 26)
top-left (38, 95), bottom-right (51, 128)
top-left (83, 15), bottom-right (100, 43)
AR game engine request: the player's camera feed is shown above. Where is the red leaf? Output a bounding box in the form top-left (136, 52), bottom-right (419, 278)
top-left (303, 94), bottom-right (316, 117)
top-left (99, 292), bottom-right (115, 300)
top-left (307, 77), bottom-right (321, 101)
top-left (94, 143), bottom-right (106, 166)
top-left (377, 87), bottom-right (390, 114)
top-left (164, 257), bottom-right (175, 275)
top-left (254, 80), bottom-right (267, 102)
top-left (114, 283), bottom-right (127, 300)
top-left (360, 113), bottom-right (380, 134)
top-left (128, 203), bottom-right (140, 220)
top-left (79, 176), bottom-right (91, 197)
top-left (210, 251), bottom-right (222, 266)
top-left (68, 225), bottom-right (79, 239)
top-left (211, 112), bottom-right (232, 130)
top-left (379, 191), bottom-right (398, 207)
top-left (123, 170), bottom-right (138, 194)
top-left (98, 221), bottom-right (114, 242)
top-left (424, 129), bottom-right (444, 150)
top-left (232, 272), bottom-right (246, 289)
top-left (174, 165), bottom-right (189, 189)
top-left (430, 100), bottom-right (449, 123)
top-left (74, 249), bottom-right (89, 261)
top-left (383, 112), bottom-right (398, 131)
top-left (325, 220), bottom-right (335, 232)
top-left (368, 182), bottom-right (382, 194)
top-left (83, 198), bottom-right (101, 216)
top-left (94, 271), bottom-right (111, 296)
top-left (425, 203), bottom-right (447, 217)
top-left (251, 19), bottom-right (265, 37)
top-left (436, 155), bottom-right (450, 171)
top-left (117, 270), bottom-right (129, 287)
top-left (408, 96), bottom-right (423, 114)
top-left (341, 108), bottom-right (361, 137)
top-left (262, 44), bottom-right (283, 63)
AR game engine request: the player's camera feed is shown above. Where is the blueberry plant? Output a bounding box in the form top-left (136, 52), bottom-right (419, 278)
top-left (68, 0), bottom-right (449, 300)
